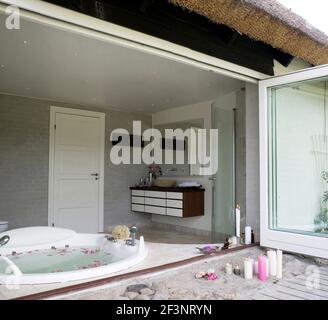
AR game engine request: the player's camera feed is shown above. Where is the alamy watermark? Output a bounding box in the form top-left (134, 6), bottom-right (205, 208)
top-left (110, 121), bottom-right (218, 176)
top-left (5, 5), bottom-right (20, 30)
top-left (305, 265), bottom-right (320, 290)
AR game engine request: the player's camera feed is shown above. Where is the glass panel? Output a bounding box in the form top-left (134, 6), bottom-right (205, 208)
top-left (269, 77), bottom-right (328, 237)
top-left (212, 106), bottom-right (235, 241)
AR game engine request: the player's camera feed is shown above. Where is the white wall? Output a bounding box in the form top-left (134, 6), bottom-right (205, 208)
top-left (274, 58), bottom-right (310, 76)
top-left (151, 101), bottom-right (213, 231)
top-left (245, 83), bottom-right (260, 239)
top-left (0, 94), bottom-right (152, 230)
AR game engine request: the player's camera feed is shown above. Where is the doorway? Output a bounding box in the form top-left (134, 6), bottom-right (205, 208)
top-left (48, 107), bottom-right (105, 233)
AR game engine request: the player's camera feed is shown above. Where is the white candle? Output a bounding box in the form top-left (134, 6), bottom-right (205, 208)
top-left (265, 257), bottom-right (269, 277)
top-left (225, 263), bottom-right (233, 275)
top-left (244, 258), bottom-right (253, 280)
top-left (245, 226), bottom-right (252, 245)
top-left (276, 250), bottom-right (283, 279)
top-left (267, 250), bottom-right (277, 277)
top-left (253, 260), bottom-right (258, 274)
top-left (231, 236), bottom-right (237, 246)
top-left (236, 205), bottom-right (241, 238)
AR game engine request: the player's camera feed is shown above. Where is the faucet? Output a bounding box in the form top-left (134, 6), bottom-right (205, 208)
top-left (126, 225), bottom-right (137, 246)
top-left (0, 235), bottom-right (9, 247)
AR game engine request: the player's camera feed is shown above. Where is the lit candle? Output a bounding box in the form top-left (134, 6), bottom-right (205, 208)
top-left (267, 250), bottom-right (277, 277)
top-left (258, 256), bottom-right (267, 281)
top-left (276, 250), bottom-right (283, 279)
top-left (245, 226), bottom-right (252, 245)
top-left (236, 204), bottom-right (241, 238)
top-left (244, 258), bottom-right (253, 280)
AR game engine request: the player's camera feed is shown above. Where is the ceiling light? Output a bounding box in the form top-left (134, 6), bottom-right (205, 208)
top-left (23, 40), bottom-right (28, 44)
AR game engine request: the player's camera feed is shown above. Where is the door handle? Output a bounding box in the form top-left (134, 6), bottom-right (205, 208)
top-left (91, 173), bottom-right (99, 180)
top-left (208, 176), bottom-right (216, 181)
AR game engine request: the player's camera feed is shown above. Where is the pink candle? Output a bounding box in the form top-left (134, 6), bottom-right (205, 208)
top-left (258, 255), bottom-right (267, 281)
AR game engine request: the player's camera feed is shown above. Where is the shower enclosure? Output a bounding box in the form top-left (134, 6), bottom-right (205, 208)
top-left (260, 65), bottom-right (328, 258)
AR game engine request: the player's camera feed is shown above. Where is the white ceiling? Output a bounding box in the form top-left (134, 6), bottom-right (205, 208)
top-left (0, 12), bottom-right (244, 114)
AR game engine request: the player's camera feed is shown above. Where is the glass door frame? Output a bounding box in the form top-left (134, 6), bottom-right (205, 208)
top-left (259, 64), bottom-right (328, 258)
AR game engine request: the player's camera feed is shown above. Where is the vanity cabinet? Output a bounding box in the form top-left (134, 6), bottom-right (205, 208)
top-left (130, 187), bottom-right (204, 218)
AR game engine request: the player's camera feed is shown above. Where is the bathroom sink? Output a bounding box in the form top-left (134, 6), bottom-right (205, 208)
top-left (153, 179), bottom-right (177, 188)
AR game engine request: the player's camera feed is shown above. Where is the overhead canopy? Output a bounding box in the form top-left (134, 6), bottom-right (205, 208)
top-left (169, 0), bottom-right (328, 66)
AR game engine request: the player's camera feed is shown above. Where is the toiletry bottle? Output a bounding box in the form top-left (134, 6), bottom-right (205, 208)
top-left (251, 230), bottom-right (255, 243)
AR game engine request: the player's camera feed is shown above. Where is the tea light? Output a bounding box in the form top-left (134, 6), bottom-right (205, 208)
top-left (244, 258), bottom-right (254, 280)
top-left (225, 263), bottom-right (233, 275)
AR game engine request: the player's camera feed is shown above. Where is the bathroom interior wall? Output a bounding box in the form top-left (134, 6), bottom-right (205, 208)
top-left (211, 90), bottom-right (246, 238)
top-left (151, 101), bottom-right (213, 231)
top-left (0, 94), bottom-right (152, 230)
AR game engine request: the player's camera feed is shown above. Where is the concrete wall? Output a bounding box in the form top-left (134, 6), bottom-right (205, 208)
top-left (0, 94), bottom-right (152, 230)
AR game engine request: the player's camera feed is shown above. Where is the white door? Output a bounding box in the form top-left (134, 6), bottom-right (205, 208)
top-left (259, 65), bottom-right (328, 258)
top-left (49, 107), bottom-right (105, 233)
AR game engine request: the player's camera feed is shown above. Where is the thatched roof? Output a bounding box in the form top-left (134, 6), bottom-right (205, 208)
top-left (168, 0), bottom-right (328, 66)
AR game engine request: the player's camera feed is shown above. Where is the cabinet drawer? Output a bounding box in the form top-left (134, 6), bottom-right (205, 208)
top-left (166, 208), bottom-right (183, 217)
top-left (131, 190), bottom-right (145, 196)
top-left (145, 191), bottom-right (166, 198)
top-left (166, 192), bottom-right (183, 200)
top-left (132, 196), bottom-right (144, 204)
top-left (166, 199), bottom-right (183, 208)
top-left (145, 205), bottom-right (166, 215)
top-left (132, 204), bottom-right (145, 212)
top-left (145, 197), bottom-right (166, 207)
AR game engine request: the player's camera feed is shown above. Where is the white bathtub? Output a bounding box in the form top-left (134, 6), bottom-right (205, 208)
top-left (0, 227), bottom-right (147, 285)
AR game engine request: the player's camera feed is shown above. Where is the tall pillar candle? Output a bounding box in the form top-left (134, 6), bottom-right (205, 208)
top-left (244, 258), bottom-right (253, 280)
top-left (276, 250), bottom-right (283, 279)
top-left (236, 205), bottom-right (241, 238)
top-left (267, 250), bottom-right (277, 277)
top-left (245, 226), bottom-right (252, 245)
top-left (258, 256), bottom-right (267, 281)
top-left (265, 257), bottom-right (269, 277)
